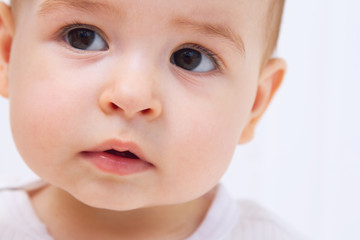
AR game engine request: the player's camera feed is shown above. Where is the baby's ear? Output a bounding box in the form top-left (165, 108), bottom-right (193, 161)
top-left (0, 3), bottom-right (14, 98)
top-left (239, 58), bottom-right (286, 144)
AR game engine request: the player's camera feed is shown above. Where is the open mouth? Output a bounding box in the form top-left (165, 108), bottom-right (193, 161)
top-left (81, 141), bottom-right (153, 175)
top-left (104, 149), bottom-right (140, 159)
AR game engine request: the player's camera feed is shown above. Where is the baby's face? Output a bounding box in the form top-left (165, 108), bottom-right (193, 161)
top-left (8, 0), bottom-right (269, 209)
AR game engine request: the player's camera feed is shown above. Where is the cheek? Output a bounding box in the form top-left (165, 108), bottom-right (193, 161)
top-left (159, 89), bottom-right (252, 201)
top-left (8, 52), bottom-right (90, 166)
top-left (179, 105), bottom-right (243, 168)
top-left (9, 82), bottom-right (74, 168)
top-left (172, 77), bottom-right (255, 164)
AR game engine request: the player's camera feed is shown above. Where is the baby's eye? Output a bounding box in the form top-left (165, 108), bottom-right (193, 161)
top-left (65, 28), bottom-right (108, 51)
top-left (170, 48), bottom-right (216, 72)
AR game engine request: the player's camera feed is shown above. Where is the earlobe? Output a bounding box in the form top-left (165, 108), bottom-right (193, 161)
top-left (239, 58), bottom-right (286, 144)
top-left (0, 3), bottom-right (14, 98)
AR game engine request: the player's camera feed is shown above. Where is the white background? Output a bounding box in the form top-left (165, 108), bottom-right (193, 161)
top-left (0, 1), bottom-right (359, 240)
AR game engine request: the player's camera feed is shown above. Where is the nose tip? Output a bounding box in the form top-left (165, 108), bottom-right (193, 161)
top-left (99, 85), bottom-right (162, 121)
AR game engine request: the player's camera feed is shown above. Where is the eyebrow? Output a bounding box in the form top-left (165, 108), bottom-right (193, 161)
top-left (172, 19), bottom-right (246, 57)
top-left (38, 0), bottom-right (118, 16)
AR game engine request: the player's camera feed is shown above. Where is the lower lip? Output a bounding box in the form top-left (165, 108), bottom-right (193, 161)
top-left (81, 152), bottom-right (153, 176)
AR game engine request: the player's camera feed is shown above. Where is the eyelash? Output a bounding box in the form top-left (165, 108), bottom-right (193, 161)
top-left (56, 23), bottom-right (224, 71)
top-left (56, 22), bottom-right (108, 47)
top-left (181, 43), bottom-right (223, 72)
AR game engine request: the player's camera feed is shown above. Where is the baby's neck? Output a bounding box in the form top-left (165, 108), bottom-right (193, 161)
top-left (29, 185), bottom-right (216, 240)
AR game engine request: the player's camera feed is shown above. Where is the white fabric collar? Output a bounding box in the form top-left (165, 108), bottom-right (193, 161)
top-left (186, 184), bottom-right (240, 240)
top-left (1, 177), bottom-right (240, 240)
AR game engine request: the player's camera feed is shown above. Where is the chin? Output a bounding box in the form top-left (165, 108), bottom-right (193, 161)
top-left (69, 188), bottom-right (148, 211)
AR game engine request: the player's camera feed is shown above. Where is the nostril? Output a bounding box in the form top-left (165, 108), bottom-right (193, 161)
top-left (141, 108), bottom-right (152, 115)
top-left (110, 103), bottom-right (119, 110)
top-left (109, 103), bottom-right (152, 115)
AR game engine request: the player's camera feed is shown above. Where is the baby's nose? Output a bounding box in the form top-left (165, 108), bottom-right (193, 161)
top-left (98, 59), bottom-right (162, 121)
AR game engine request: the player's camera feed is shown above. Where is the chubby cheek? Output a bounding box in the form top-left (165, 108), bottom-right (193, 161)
top-left (8, 58), bottom-right (90, 176)
top-left (10, 86), bottom-right (73, 174)
top-left (159, 89), bottom-right (251, 202)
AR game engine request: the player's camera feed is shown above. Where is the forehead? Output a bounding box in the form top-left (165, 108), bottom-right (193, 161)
top-left (29, 0), bottom-right (267, 22)
top-left (34, 0), bottom-right (263, 11)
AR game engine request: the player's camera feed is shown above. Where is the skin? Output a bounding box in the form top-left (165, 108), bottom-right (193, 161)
top-left (0, 0), bottom-right (286, 239)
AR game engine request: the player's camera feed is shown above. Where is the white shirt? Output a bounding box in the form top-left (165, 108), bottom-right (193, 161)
top-left (0, 178), bottom-right (306, 240)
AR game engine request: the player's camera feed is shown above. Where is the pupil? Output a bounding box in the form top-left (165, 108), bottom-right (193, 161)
top-left (172, 48), bottom-right (201, 70)
top-left (68, 29), bottom-right (95, 50)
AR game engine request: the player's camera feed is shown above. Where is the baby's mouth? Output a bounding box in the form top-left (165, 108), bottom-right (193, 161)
top-left (81, 145), bottom-right (153, 175)
top-left (104, 149), bottom-right (140, 159)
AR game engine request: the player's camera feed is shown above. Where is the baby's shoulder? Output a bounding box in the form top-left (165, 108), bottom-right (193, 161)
top-left (0, 177), bottom-right (53, 240)
top-left (230, 200), bottom-right (307, 240)
top-left (187, 184), bottom-right (308, 240)
top-left (0, 187), bottom-right (37, 239)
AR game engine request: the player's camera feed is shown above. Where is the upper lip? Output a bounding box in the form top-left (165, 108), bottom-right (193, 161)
top-left (83, 139), bottom-right (149, 163)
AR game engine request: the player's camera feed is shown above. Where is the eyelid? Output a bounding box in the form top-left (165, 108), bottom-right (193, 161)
top-left (175, 43), bottom-right (225, 72)
top-left (56, 22), bottom-right (110, 50)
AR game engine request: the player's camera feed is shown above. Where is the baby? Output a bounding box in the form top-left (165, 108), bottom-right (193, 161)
top-left (0, 0), bottom-right (303, 239)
